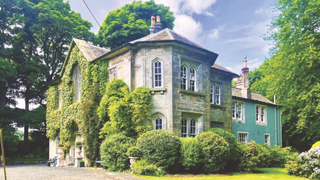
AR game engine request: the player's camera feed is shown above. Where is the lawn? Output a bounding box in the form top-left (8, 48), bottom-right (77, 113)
top-left (139, 168), bottom-right (306, 180)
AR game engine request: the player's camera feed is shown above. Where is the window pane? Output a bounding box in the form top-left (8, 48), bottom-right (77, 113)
top-left (210, 84), bottom-right (214, 104)
top-left (215, 84), bottom-right (220, 105)
top-left (232, 103), bottom-right (236, 119)
top-left (190, 120), bottom-right (196, 137)
top-left (181, 66), bottom-right (187, 90)
top-left (256, 107), bottom-right (259, 122)
top-left (181, 119), bottom-right (187, 137)
top-left (155, 118), bottom-right (162, 130)
top-left (189, 68), bottom-right (196, 91)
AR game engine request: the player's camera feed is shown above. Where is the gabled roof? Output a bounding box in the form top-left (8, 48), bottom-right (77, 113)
top-left (211, 64), bottom-right (239, 77)
top-left (73, 38), bottom-right (110, 61)
top-left (130, 28), bottom-right (204, 50)
top-left (232, 88), bottom-right (277, 106)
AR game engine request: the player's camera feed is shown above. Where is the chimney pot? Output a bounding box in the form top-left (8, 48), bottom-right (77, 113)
top-left (156, 15), bottom-right (161, 23)
top-left (151, 15), bottom-right (155, 27)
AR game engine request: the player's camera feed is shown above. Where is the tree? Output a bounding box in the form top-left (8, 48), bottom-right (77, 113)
top-left (96, 0), bottom-right (174, 49)
top-left (255, 0), bottom-right (320, 151)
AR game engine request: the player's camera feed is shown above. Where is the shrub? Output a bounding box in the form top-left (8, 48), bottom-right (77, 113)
top-left (238, 141), bottom-right (260, 172)
top-left (269, 145), bottom-right (293, 167)
top-left (180, 138), bottom-right (203, 172)
top-left (75, 141), bottom-right (82, 146)
top-left (257, 144), bottom-right (271, 168)
top-left (311, 141), bottom-right (320, 149)
top-left (132, 159), bottom-right (165, 176)
top-left (285, 146), bottom-right (320, 179)
top-left (127, 146), bottom-right (142, 157)
top-left (197, 132), bottom-right (229, 173)
top-left (100, 133), bottom-right (135, 171)
top-left (206, 128), bottom-right (241, 171)
top-left (136, 130), bottom-right (181, 172)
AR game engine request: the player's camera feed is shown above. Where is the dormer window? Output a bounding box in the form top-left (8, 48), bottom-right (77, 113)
top-left (72, 64), bottom-right (81, 102)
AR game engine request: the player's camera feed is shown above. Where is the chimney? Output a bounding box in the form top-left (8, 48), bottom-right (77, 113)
top-left (235, 55), bottom-right (251, 99)
top-left (154, 15), bottom-right (162, 33)
top-left (149, 15), bottom-right (155, 34)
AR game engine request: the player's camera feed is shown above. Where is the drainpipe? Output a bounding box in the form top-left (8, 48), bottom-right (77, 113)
top-left (280, 108), bottom-right (282, 146)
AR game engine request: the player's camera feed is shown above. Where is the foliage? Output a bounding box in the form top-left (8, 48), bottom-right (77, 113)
top-left (206, 128), bottom-right (241, 171)
top-left (100, 133), bottom-right (135, 171)
top-left (238, 141), bottom-right (260, 172)
top-left (96, 0), bottom-right (174, 48)
top-left (311, 141), bottom-right (320, 149)
top-left (285, 146), bottom-right (320, 179)
top-left (127, 146), bottom-right (142, 157)
top-left (197, 131), bottom-right (229, 173)
top-left (75, 141), bottom-right (82, 146)
top-left (132, 159), bottom-right (166, 176)
top-left (78, 159), bottom-right (84, 163)
top-left (99, 79), bottom-right (152, 138)
top-left (137, 130), bottom-right (181, 172)
top-left (250, 0), bottom-right (320, 151)
top-left (256, 144), bottom-right (271, 168)
top-left (179, 137), bottom-right (203, 172)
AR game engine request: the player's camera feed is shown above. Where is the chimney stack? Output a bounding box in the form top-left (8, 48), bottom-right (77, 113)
top-left (154, 15), bottom-right (162, 33)
top-left (149, 15), bottom-right (155, 34)
top-left (235, 55), bottom-right (251, 99)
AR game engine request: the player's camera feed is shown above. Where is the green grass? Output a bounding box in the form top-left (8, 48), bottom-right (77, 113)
top-left (138, 168), bottom-right (306, 180)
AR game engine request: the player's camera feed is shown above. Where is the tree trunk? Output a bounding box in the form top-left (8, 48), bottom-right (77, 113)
top-left (0, 81), bottom-right (6, 111)
top-left (24, 92), bottom-right (29, 145)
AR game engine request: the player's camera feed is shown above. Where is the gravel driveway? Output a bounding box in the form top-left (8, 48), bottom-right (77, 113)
top-left (0, 164), bottom-right (146, 180)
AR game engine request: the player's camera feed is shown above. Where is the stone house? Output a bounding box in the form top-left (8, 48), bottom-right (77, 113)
top-left (46, 16), bottom-right (281, 165)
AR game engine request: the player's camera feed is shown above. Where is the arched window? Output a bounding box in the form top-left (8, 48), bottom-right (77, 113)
top-left (189, 68), bottom-right (196, 91)
top-left (181, 119), bottom-right (188, 137)
top-left (153, 61), bottom-right (162, 87)
top-left (215, 84), bottom-right (220, 105)
top-left (190, 119), bottom-right (196, 137)
top-left (155, 118), bottom-right (162, 130)
top-left (210, 83), bottom-right (214, 104)
top-left (73, 64), bottom-right (81, 102)
top-left (180, 66), bottom-right (187, 90)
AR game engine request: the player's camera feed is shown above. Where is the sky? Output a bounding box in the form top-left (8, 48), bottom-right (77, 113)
top-left (16, 0), bottom-right (278, 110)
top-left (68, 0), bottom-right (278, 73)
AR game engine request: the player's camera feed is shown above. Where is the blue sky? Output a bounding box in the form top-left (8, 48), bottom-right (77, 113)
top-left (68, 0), bottom-right (277, 74)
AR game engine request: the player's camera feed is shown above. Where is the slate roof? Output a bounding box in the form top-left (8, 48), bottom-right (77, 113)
top-left (130, 28), bottom-right (204, 49)
top-left (232, 88), bottom-right (276, 105)
top-left (73, 38), bottom-right (110, 61)
top-left (212, 64), bottom-right (238, 77)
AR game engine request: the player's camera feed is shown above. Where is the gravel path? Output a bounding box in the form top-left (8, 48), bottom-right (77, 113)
top-left (0, 164), bottom-right (146, 180)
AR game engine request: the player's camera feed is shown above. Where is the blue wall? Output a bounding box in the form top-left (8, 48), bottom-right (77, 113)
top-left (232, 100), bottom-right (282, 146)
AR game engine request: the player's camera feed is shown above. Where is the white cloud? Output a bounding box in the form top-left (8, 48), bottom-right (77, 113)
top-left (208, 28), bottom-right (220, 40)
top-left (254, 8), bottom-right (263, 14)
top-left (173, 14), bottom-right (203, 44)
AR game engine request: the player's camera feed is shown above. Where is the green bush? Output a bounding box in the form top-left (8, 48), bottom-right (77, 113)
top-left (127, 146), bottom-right (142, 157)
top-left (100, 133), bottom-right (135, 171)
top-left (257, 144), bottom-right (271, 168)
top-left (136, 130), bottom-right (181, 172)
top-left (269, 145), bottom-right (293, 167)
top-left (180, 138), bottom-right (203, 172)
top-left (206, 128), bottom-right (241, 171)
top-left (238, 141), bottom-right (260, 172)
top-left (285, 146), bottom-right (320, 179)
top-left (197, 132), bottom-right (229, 173)
top-left (132, 159), bottom-right (165, 176)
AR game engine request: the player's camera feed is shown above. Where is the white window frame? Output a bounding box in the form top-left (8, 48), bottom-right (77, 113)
top-left (180, 64), bottom-right (197, 92)
top-left (153, 60), bottom-right (163, 88)
top-left (256, 105), bottom-right (267, 125)
top-left (181, 118), bottom-right (197, 137)
top-left (238, 132), bottom-right (248, 143)
top-left (264, 134), bottom-right (270, 145)
top-left (155, 118), bottom-right (162, 130)
top-left (210, 82), bottom-right (221, 105)
top-left (232, 101), bottom-right (244, 121)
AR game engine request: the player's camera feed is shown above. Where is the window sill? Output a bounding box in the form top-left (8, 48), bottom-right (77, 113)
top-left (150, 87), bottom-right (167, 95)
top-left (179, 89), bottom-right (206, 98)
top-left (210, 104), bottom-right (226, 110)
top-left (256, 122), bottom-right (267, 126)
top-left (233, 119), bottom-right (245, 123)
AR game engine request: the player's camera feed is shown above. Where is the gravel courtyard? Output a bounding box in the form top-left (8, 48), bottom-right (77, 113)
top-left (0, 164), bottom-right (146, 180)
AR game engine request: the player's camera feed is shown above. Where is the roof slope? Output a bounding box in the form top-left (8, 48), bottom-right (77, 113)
top-left (130, 28), bottom-right (204, 49)
top-left (212, 64), bottom-right (238, 77)
top-left (73, 38), bottom-right (110, 61)
top-left (232, 88), bottom-right (275, 105)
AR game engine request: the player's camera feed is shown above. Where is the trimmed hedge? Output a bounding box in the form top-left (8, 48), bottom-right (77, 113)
top-left (180, 137), bottom-right (203, 172)
top-left (100, 133), bottom-right (135, 171)
top-left (197, 132), bottom-right (229, 173)
top-left (132, 159), bottom-right (165, 176)
top-left (206, 128), bottom-right (241, 171)
top-left (137, 130), bottom-right (181, 172)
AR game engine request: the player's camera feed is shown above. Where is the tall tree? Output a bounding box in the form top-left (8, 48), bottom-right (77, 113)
top-left (96, 0), bottom-right (174, 49)
top-left (254, 0), bottom-right (320, 151)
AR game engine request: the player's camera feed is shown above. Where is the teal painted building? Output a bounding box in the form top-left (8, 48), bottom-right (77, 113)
top-left (231, 58), bottom-right (282, 146)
